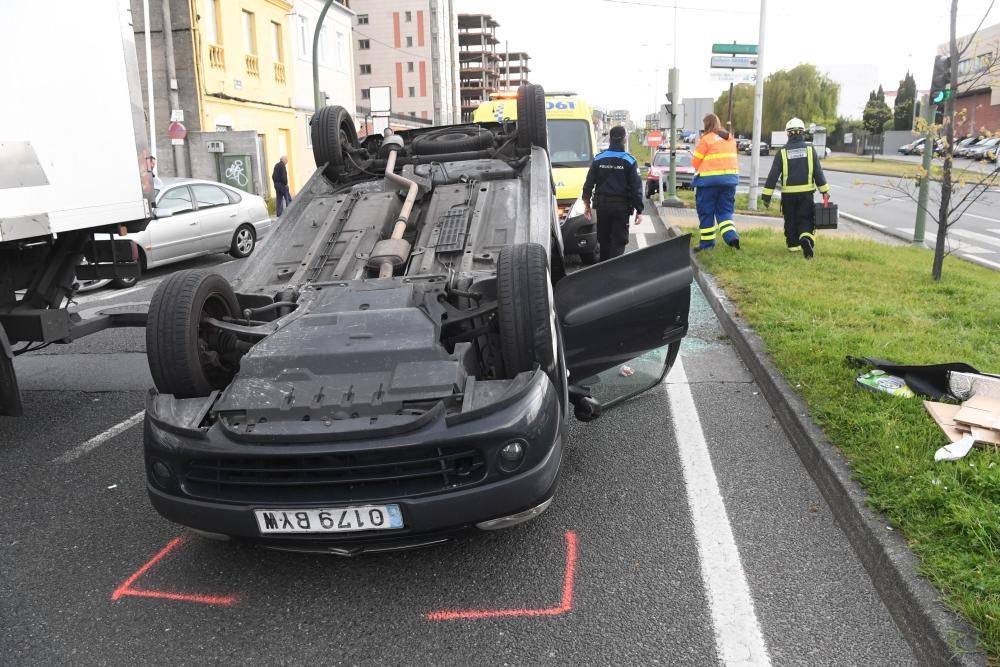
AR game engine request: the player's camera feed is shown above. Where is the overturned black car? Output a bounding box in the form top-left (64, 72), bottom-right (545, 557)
top-left (142, 85), bottom-right (692, 554)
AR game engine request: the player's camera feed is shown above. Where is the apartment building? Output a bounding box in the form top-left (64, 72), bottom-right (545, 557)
top-left (938, 22), bottom-right (1000, 136)
top-left (349, 0), bottom-right (460, 127)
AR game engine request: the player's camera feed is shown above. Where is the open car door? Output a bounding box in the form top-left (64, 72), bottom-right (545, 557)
top-left (555, 234), bottom-right (692, 419)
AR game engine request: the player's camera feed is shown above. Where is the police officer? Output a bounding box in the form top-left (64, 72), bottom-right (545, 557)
top-left (762, 118), bottom-right (831, 258)
top-left (582, 125), bottom-right (643, 261)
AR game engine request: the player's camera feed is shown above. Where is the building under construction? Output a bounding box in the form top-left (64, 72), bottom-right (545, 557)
top-left (457, 14), bottom-right (531, 121)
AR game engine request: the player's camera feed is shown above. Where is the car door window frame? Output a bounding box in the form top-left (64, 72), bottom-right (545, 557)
top-left (157, 186), bottom-right (196, 215)
top-left (191, 184), bottom-right (232, 211)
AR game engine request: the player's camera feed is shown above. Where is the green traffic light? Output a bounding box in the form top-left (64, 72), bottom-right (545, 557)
top-left (933, 91), bottom-right (944, 104)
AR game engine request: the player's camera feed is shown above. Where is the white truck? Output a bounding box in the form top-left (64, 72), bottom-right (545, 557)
top-left (0, 0), bottom-right (153, 415)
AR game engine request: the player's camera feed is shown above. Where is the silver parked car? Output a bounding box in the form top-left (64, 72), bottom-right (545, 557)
top-left (107, 178), bottom-right (272, 287)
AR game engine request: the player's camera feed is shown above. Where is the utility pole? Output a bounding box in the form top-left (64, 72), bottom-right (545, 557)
top-left (747, 0), bottom-right (767, 210)
top-left (160, 0), bottom-right (186, 176)
top-left (663, 68), bottom-right (683, 208)
top-left (313, 0), bottom-right (335, 112)
top-left (914, 94), bottom-right (934, 245)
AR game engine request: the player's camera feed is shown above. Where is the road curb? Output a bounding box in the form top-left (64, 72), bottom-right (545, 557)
top-left (654, 215), bottom-right (986, 665)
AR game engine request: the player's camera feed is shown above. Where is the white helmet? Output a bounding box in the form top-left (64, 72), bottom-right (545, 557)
top-left (785, 117), bottom-right (805, 132)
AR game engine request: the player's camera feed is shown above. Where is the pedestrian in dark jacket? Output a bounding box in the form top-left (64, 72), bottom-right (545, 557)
top-left (582, 125), bottom-right (643, 261)
top-left (272, 156), bottom-right (292, 216)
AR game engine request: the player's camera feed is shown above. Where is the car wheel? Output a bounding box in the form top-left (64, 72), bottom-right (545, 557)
top-left (516, 84), bottom-right (548, 151)
top-left (311, 105), bottom-right (358, 182)
top-left (146, 270), bottom-right (242, 398)
top-left (411, 126), bottom-right (494, 155)
top-left (110, 247), bottom-right (144, 289)
top-left (497, 243), bottom-right (557, 379)
top-left (578, 250), bottom-right (598, 265)
top-left (230, 224), bottom-right (256, 258)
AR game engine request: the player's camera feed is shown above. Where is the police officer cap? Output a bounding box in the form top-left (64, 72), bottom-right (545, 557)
top-left (610, 126), bottom-right (626, 141)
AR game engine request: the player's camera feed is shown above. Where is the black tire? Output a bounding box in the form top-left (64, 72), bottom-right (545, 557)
top-left (497, 243), bottom-right (557, 378)
top-left (411, 126), bottom-right (494, 155)
top-left (311, 105), bottom-right (358, 181)
top-left (516, 84), bottom-right (548, 151)
top-left (110, 252), bottom-right (143, 289)
top-left (146, 270), bottom-right (242, 398)
top-left (229, 224), bottom-right (256, 258)
top-left (578, 250), bottom-right (598, 265)
top-left (0, 325), bottom-right (22, 417)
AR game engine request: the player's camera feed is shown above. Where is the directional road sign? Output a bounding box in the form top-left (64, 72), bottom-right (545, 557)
top-left (712, 43), bottom-right (758, 55)
top-left (711, 70), bottom-right (758, 84)
top-left (710, 55), bottom-right (758, 70)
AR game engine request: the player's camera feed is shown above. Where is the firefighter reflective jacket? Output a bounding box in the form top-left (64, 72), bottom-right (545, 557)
top-left (692, 129), bottom-right (739, 187)
top-left (762, 137), bottom-right (831, 196)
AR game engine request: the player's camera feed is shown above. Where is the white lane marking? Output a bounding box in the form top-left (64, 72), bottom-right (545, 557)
top-left (54, 411), bottom-right (145, 464)
top-left (989, 228), bottom-right (1000, 235)
top-left (632, 214), bottom-right (656, 234)
top-left (839, 212), bottom-right (885, 229)
top-left (956, 246), bottom-right (994, 255)
top-left (963, 213), bottom-right (1000, 223)
top-left (950, 228), bottom-right (1000, 249)
top-left (636, 233), bottom-right (648, 249)
top-left (71, 280), bottom-right (161, 306)
top-left (665, 358), bottom-right (772, 666)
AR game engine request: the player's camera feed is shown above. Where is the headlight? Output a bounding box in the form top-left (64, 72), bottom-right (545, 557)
top-left (568, 197), bottom-right (587, 218)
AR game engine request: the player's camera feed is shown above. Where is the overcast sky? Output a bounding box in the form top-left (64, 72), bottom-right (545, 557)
top-left (456, 0), bottom-right (1000, 121)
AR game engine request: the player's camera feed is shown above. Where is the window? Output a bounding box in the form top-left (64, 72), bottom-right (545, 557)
top-left (408, 86), bottom-right (415, 97)
top-left (271, 21), bottom-right (283, 62)
top-left (358, 14), bottom-right (368, 25)
top-left (359, 39), bottom-right (370, 49)
top-left (158, 187), bottom-right (194, 215)
top-left (410, 111), bottom-right (417, 117)
top-left (360, 64), bottom-right (371, 75)
top-left (191, 184), bottom-right (230, 210)
top-left (297, 15), bottom-right (309, 59)
top-left (336, 31), bottom-right (347, 71)
top-left (547, 119), bottom-right (594, 168)
top-left (204, 0), bottom-right (220, 44)
top-left (305, 114), bottom-right (313, 147)
top-left (242, 10), bottom-right (256, 54)
top-left (361, 88), bottom-right (370, 99)
top-left (405, 11), bottom-right (412, 21)
top-left (407, 61), bottom-right (414, 72)
top-left (405, 36), bottom-right (413, 47)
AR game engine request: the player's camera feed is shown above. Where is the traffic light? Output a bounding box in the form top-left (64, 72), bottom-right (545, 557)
top-left (931, 55), bottom-right (951, 105)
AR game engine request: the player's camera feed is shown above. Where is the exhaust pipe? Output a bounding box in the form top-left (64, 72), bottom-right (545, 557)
top-left (368, 136), bottom-right (418, 278)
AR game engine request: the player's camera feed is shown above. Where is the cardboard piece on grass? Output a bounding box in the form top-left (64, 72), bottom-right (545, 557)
top-left (948, 371), bottom-right (1000, 401)
top-left (952, 394), bottom-right (1000, 430)
top-left (970, 426), bottom-right (1000, 446)
top-left (923, 401), bottom-right (966, 443)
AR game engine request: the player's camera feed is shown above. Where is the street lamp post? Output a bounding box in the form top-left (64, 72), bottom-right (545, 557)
top-left (313, 0), bottom-right (335, 112)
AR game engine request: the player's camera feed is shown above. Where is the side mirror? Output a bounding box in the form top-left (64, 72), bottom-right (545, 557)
top-left (154, 208), bottom-right (175, 218)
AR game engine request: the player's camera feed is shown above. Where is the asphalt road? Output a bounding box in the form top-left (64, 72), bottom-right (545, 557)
top-left (1, 225), bottom-right (918, 665)
top-left (738, 153), bottom-right (1000, 270)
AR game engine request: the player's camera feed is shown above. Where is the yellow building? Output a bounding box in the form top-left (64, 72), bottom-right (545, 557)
top-left (192, 0), bottom-right (300, 194)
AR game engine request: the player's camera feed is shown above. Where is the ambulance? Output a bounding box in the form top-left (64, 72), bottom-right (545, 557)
top-left (473, 91), bottom-right (599, 263)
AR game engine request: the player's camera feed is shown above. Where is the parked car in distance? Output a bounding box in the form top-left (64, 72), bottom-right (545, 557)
top-left (645, 148), bottom-right (695, 197)
top-left (99, 178), bottom-right (272, 288)
top-left (741, 141), bottom-right (769, 156)
top-left (898, 137), bottom-right (925, 155)
top-left (956, 137), bottom-right (988, 158)
top-left (968, 137), bottom-right (999, 160)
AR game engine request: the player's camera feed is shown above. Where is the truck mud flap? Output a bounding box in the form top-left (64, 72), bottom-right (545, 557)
top-left (0, 324), bottom-right (23, 417)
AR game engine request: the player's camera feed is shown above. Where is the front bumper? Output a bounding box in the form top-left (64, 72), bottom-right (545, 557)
top-left (560, 214), bottom-right (597, 256)
top-left (143, 371), bottom-right (564, 550)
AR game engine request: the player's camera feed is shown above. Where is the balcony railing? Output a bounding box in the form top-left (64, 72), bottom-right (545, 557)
top-left (274, 62), bottom-right (286, 84)
top-left (245, 53), bottom-right (259, 78)
top-left (208, 43), bottom-right (224, 70)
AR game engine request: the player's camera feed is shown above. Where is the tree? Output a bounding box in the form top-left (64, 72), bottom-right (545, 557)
top-left (714, 64), bottom-right (840, 138)
top-left (713, 84), bottom-right (755, 136)
top-left (877, 0), bottom-right (1000, 281)
top-left (863, 95), bottom-right (892, 134)
top-left (893, 71), bottom-right (917, 130)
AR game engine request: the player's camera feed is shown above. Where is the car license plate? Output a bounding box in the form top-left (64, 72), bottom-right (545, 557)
top-left (254, 505), bottom-right (403, 534)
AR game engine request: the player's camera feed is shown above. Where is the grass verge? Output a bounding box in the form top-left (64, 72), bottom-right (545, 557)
top-left (823, 156), bottom-right (947, 180)
top-left (689, 227), bottom-right (1000, 659)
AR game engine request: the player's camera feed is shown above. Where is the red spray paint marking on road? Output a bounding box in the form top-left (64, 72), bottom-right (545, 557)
top-left (423, 530), bottom-right (578, 621)
top-left (112, 536), bottom-right (239, 607)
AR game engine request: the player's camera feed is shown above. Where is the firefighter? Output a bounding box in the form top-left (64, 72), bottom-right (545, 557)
top-left (582, 125), bottom-right (644, 261)
top-left (691, 113), bottom-right (740, 251)
top-left (762, 117), bottom-right (831, 258)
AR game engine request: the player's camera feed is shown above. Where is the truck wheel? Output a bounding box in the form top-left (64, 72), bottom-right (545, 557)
top-left (229, 224), bottom-right (256, 258)
top-left (311, 105), bottom-right (358, 181)
top-left (411, 126), bottom-right (494, 155)
top-left (147, 270), bottom-right (242, 398)
top-left (497, 243), bottom-right (557, 379)
top-left (516, 84), bottom-right (548, 151)
top-left (0, 325), bottom-right (22, 417)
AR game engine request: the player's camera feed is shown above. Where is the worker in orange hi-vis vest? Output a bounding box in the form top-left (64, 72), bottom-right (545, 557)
top-left (691, 114), bottom-right (740, 252)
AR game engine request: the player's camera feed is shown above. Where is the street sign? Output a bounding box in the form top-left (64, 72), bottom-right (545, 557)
top-left (710, 55), bottom-right (758, 70)
top-left (711, 70), bottom-right (758, 84)
top-left (369, 86), bottom-right (392, 114)
top-left (168, 120), bottom-right (187, 146)
top-left (646, 130), bottom-right (663, 148)
top-left (712, 43), bottom-right (758, 55)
